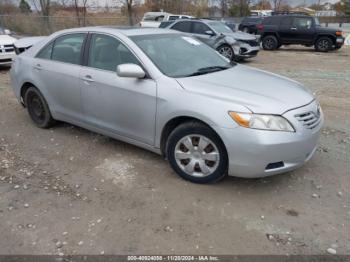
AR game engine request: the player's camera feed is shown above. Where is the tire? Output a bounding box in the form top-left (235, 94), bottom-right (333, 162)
top-left (315, 37), bottom-right (332, 52)
top-left (166, 121), bottom-right (228, 184)
top-left (262, 35), bottom-right (278, 50)
top-left (217, 45), bottom-right (235, 61)
top-left (24, 86), bottom-right (56, 128)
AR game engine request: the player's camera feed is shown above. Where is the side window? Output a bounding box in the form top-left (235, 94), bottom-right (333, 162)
top-left (171, 21), bottom-right (191, 33)
top-left (51, 33), bottom-right (85, 65)
top-left (88, 34), bottom-right (140, 72)
top-left (192, 22), bottom-right (211, 35)
top-left (293, 18), bottom-right (313, 30)
top-left (263, 17), bottom-right (279, 25)
top-left (168, 16), bottom-right (179, 21)
top-left (36, 41), bottom-right (54, 59)
top-left (280, 17), bottom-right (292, 26)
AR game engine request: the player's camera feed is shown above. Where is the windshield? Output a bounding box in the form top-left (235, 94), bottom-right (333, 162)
top-left (207, 21), bottom-right (233, 34)
top-left (131, 34), bottom-right (233, 78)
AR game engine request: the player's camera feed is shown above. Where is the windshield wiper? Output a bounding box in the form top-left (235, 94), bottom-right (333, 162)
top-left (186, 66), bottom-right (231, 77)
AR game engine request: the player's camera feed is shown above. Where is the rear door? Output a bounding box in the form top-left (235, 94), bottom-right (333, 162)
top-left (33, 33), bottom-right (86, 122)
top-left (79, 33), bottom-right (157, 145)
top-left (278, 17), bottom-right (295, 43)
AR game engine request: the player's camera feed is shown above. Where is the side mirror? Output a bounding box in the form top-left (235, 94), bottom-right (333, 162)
top-left (205, 30), bottom-right (215, 36)
top-left (117, 64), bottom-right (146, 79)
top-left (4, 29), bottom-right (11, 35)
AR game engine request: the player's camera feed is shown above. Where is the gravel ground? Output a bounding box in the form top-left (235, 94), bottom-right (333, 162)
top-left (0, 46), bottom-right (349, 256)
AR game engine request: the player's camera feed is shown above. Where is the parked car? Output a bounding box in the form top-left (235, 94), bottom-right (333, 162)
top-left (140, 12), bottom-right (193, 28)
top-left (238, 17), bottom-right (264, 34)
top-left (14, 36), bottom-right (46, 54)
top-left (257, 14), bottom-right (345, 52)
top-left (164, 19), bottom-right (260, 61)
top-left (222, 20), bottom-right (236, 32)
top-left (10, 27), bottom-right (323, 183)
top-left (0, 27), bottom-right (16, 66)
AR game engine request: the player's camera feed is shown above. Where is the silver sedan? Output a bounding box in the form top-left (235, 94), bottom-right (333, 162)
top-left (10, 27), bottom-right (323, 183)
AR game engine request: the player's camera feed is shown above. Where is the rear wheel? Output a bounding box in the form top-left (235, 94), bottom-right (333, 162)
top-left (24, 87), bottom-right (56, 128)
top-left (262, 35), bottom-right (278, 50)
top-left (315, 37), bottom-right (332, 52)
top-left (217, 45), bottom-right (234, 61)
top-left (166, 121), bottom-right (228, 184)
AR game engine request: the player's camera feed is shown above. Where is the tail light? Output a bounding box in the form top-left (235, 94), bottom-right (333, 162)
top-left (256, 24), bottom-right (264, 31)
top-left (335, 31), bottom-right (343, 36)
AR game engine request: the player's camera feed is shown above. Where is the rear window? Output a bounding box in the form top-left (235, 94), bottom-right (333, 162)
top-left (263, 17), bottom-right (280, 25)
top-left (159, 21), bottom-right (174, 28)
top-left (168, 16), bottom-right (179, 21)
top-left (171, 21), bottom-right (192, 33)
top-left (280, 17), bottom-right (292, 26)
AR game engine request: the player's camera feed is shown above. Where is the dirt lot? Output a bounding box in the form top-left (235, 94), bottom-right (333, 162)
top-left (0, 46), bottom-right (349, 256)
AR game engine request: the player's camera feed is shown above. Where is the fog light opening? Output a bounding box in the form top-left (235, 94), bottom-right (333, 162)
top-left (266, 161), bottom-right (284, 170)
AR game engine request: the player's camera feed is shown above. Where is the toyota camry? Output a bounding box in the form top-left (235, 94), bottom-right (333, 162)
top-left (10, 27), bottom-right (323, 183)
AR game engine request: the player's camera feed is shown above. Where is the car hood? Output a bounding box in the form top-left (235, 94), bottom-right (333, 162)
top-left (0, 34), bottom-right (17, 45)
top-left (176, 65), bottom-right (314, 115)
top-left (224, 31), bottom-right (257, 41)
top-left (14, 36), bottom-right (47, 48)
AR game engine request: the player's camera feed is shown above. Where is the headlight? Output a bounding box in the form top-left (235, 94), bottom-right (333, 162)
top-left (229, 112), bottom-right (295, 132)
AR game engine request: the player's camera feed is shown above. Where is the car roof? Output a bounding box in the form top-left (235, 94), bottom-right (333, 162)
top-left (52, 26), bottom-right (178, 37)
top-left (271, 14), bottom-right (310, 18)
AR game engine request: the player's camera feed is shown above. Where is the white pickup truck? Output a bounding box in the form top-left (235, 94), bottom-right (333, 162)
top-left (140, 12), bottom-right (193, 28)
top-left (0, 28), bottom-right (16, 66)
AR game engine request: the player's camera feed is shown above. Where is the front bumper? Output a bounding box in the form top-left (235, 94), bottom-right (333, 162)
top-left (215, 101), bottom-right (323, 178)
top-left (233, 42), bottom-right (260, 59)
top-left (0, 52), bottom-right (16, 65)
top-left (335, 37), bottom-right (345, 48)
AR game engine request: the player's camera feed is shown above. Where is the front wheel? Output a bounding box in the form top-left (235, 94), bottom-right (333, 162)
top-left (315, 37), bottom-right (332, 52)
top-left (217, 45), bottom-right (234, 61)
top-left (166, 122), bottom-right (228, 184)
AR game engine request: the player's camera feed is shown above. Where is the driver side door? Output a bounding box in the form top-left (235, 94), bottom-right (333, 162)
top-left (80, 33), bottom-right (157, 145)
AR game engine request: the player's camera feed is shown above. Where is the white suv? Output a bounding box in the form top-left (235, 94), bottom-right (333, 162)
top-left (0, 28), bottom-right (16, 66)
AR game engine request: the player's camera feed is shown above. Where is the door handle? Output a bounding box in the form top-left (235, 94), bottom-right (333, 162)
top-left (34, 64), bottom-right (42, 70)
top-left (291, 27), bottom-right (297, 30)
top-left (81, 75), bottom-right (94, 83)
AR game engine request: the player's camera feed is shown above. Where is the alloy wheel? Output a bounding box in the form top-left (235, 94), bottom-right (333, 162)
top-left (318, 39), bottom-right (330, 51)
top-left (218, 46), bottom-right (233, 60)
top-left (264, 39), bottom-right (274, 49)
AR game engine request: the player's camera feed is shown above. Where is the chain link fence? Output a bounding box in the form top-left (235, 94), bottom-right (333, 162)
top-left (0, 14), bottom-right (130, 36)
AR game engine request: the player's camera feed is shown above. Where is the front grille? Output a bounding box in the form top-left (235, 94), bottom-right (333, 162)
top-left (0, 44), bottom-right (15, 53)
top-left (295, 111), bottom-right (321, 130)
top-left (0, 58), bottom-right (12, 63)
top-left (240, 40), bottom-right (260, 47)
